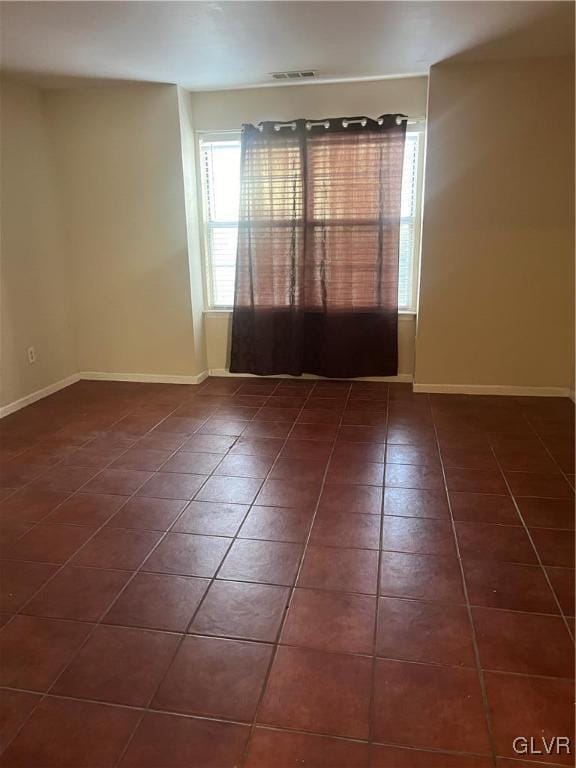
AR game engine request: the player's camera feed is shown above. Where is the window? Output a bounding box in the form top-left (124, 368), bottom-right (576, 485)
top-left (200, 126), bottom-right (424, 311)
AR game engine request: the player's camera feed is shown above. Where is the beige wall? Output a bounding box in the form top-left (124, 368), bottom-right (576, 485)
top-left (415, 56), bottom-right (574, 391)
top-left (0, 80), bottom-right (77, 407)
top-left (191, 76), bottom-right (428, 131)
top-left (191, 76), bottom-right (428, 376)
top-left (45, 84), bottom-right (205, 379)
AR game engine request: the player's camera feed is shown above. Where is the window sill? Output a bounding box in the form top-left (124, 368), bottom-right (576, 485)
top-left (204, 309), bottom-right (417, 317)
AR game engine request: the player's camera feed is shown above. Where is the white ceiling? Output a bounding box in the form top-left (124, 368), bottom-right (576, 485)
top-left (1, 1), bottom-right (573, 91)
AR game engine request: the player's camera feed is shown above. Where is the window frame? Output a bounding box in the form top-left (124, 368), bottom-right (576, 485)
top-left (198, 124), bottom-right (425, 313)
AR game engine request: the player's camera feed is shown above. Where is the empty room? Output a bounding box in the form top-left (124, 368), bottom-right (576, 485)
top-left (0, 1), bottom-right (574, 766)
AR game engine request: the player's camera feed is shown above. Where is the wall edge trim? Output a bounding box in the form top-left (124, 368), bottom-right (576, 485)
top-left (208, 368), bottom-right (414, 383)
top-left (80, 371), bottom-right (210, 385)
top-left (413, 382), bottom-right (572, 398)
top-left (0, 373), bottom-right (81, 418)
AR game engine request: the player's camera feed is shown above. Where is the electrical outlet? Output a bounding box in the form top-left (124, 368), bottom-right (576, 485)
top-left (27, 346), bottom-right (36, 364)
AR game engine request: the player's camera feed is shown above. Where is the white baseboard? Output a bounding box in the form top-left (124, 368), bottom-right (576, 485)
top-left (80, 371), bottom-right (209, 385)
top-left (208, 368), bottom-right (414, 383)
top-left (0, 373), bottom-right (81, 419)
top-left (413, 382), bottom-right (572, 398)
top-left (0, 371), bottom-right (210, 419)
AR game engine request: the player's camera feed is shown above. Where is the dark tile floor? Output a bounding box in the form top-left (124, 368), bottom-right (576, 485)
top-left (0, 377), bottom-right (573, 767)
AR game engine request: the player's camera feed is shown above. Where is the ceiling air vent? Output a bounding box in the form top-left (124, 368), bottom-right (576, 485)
top-left (270, 70), bottom-right (317, 80)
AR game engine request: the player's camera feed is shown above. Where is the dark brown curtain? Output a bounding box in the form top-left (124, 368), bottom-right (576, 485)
top-left (229, 115), bottom-right (406, 378)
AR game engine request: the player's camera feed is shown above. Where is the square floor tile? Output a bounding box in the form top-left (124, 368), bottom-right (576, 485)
top-left (0, 464), bottom-right (49, 489)
top-left (83, 469), bottom-right (153, 495)
top-left (0, 697), bottom-right (140, 768)
top-left (473, 607), bottom-right (574, 677)
top-left (156, 416), bottom-right (205, 435)
top-left (44, 492), bottom-right (126, 526)
top-left (104, 572), bottom-right (209, 631)
top-left (290, 424), bottom-right (338, 442)
top-left (505, 471), bottom-right (574, 499)
top-left (152, 635), bottom-right (272, 720)
top-left (440, 445), bottom-right (499, 471)
top-left (197, 418), bottom-right (249, 436)
top-left (142, 532), bottom-right (230, 577)
top-left (385, 464), bottom-right (444, 491)
top-left (106, 497), bottom-right (186, 531)
top-left (255, 478), bottom-right (322, 509)
top-left (161, 451), bottom-right (224, 474)
top-left (281, 588), bottom-right (376, 654)
top-left (31, 466), bottom-right (98, 493)
top-left (238, 506), bottom-right (313, 543)
top-left (218, 539), bottom-right (302, 586)
top-left (517, 497), bottom-right (574, 529)
top-left (119, 712), bottom-right (250, 768)
top-left (0, 490), bottom-right (69, 525)
top-left (383, 488), bottom-right (449, 519)
top-left (195, 475), bottom-right (262, 505)
top-left (445, 468), bottom-right (507, 495)
top-left (530, 528), bottom-right (574, 568)
top-left (182, 434), bottom-right (237, 453)
top-left (245, 728), bottom-right (369, 768)
top-left (546, 566), bottom-right (574, 614)
top-left (190, 580), bottom-right (289, 641)
top-left (3, 524), bottom-right (96, 564)
top-left (280, 439), bottom-right (334, 461)
top-left (242, 422), bottom-right (292, 439)
top-left (71, 527), bottom-right (162, 570)
top-left (341, 410), bottom-right (388, 427)
top-left (376, 597), bottom-right (475, 667)
top-left (298, 545), bottom-right (379, 594)
top-left (326, 456), bottom-right (384, 486)
top-left (298, 408), bottom-right (341, 425)
top-left (450, 492), bottom-right (519, 524)
top-left (229, 437), bottom-right (284, 457)
top-left (0, 689), bottom-right (41, 754)
top-left (258, 645), bottom-right (372, 739)
top-left (373, 659), bottom-right (491, 754)
top-left (136, 472), bottom-right (207, 500)
top-left (310, 511), bottom-right (380, 549)
top-left (23, 565), bottom-right (131, 621)
top-left (332, 442), bottom-right (386, 463)
top-left (0, 560), bottom-right (58, 612)
top-left (379, 551), bottom-right (464, 603)
top-left (319, 484), bottom-right (383, 516)
top-left (53, 624), bottom-right (179, 706)
top-left (382, 517), bottom-right (456, 557)
top-left (338, 425), bottom-right (387, 443)
top-left (463, 559), bottom-right (558, 613)
top-left (275, 455), bottom-right (330, 481)
top-left (485, 672), bottom-right (574, 764)
top-left (0, 615), bottom-right (92, 690)
top-left (455, 522), bottom-right (537, 564)
top-left (111, 447), bottom-right (172, 471)
top-left (213, 454), bottom-right (274, 479)
top-left (386, 445), bottom-right (441, 468)
top-left (173, 500), bottom-right (248, 536)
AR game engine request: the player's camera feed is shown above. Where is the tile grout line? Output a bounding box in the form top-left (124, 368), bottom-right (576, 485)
top-left (238, 379), bottom-right (356, 767)
top-left (1, 382), bottom-right (573, 763)
top-left (367, 381), bottom-right (392, 751)
top-left (429, 404), bottom-right (500, 768)
top-left (487, 444), bottom-right (574, 642)
top-left (0, 379), bottom-right (230, 756)
top-left (110, 377), bottom-right (303, 767)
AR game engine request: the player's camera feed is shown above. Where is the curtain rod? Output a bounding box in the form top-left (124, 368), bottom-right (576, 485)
top-left (197, 116), bottom-right (425, 134)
